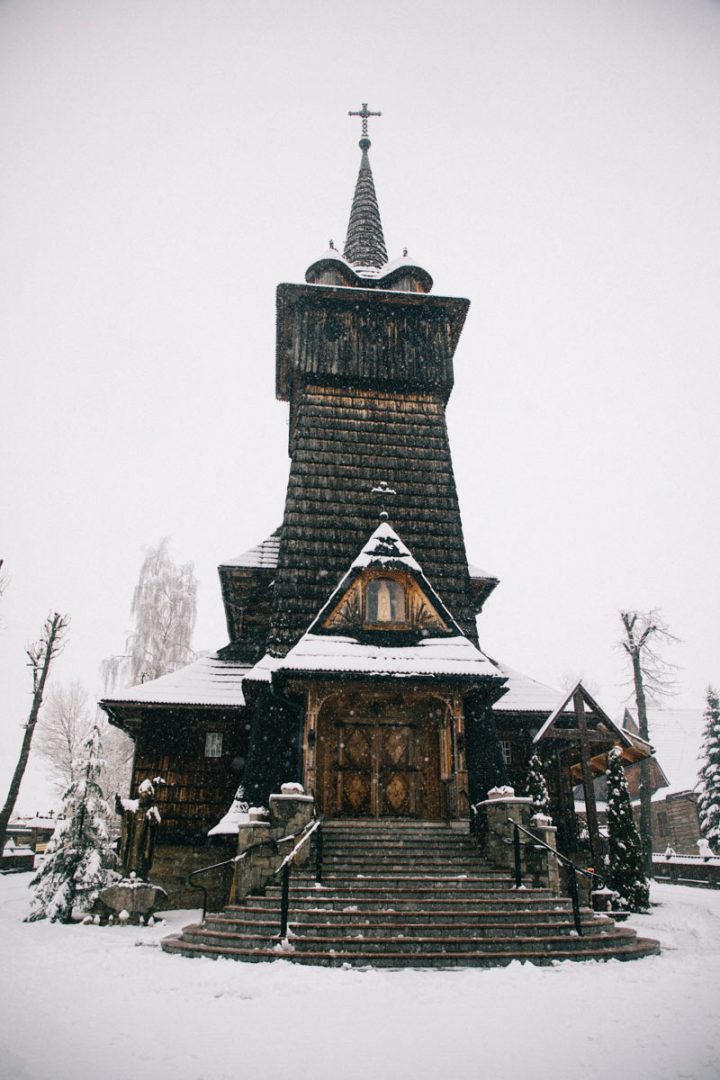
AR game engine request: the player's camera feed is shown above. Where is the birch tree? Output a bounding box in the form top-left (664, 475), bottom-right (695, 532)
top-left (101, 537), bottom-right (197, 691)
top-left (35, 680), bottom-right (133, 798)
top-left (34, 681), bottom-right (94, 791)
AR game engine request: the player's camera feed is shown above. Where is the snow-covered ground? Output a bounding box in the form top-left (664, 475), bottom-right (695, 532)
top-left (1, 873), bottom-right (718, 1080)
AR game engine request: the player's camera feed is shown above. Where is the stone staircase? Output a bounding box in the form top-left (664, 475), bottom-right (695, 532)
top-left (162, 820), bottom-right (660, 967)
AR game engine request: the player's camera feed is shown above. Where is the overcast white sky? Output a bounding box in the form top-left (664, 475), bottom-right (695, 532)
top-left (2, 0), bottom-right (719, 813)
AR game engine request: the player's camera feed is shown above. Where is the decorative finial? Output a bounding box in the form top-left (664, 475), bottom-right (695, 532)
top-left (329, 239), bottom-right (335, 250)
top-left (371, 479), bottom-right (397, 521)
top-left (348, 103), bottom-right (382, 148)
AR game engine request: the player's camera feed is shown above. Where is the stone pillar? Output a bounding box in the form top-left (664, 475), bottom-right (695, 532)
top-left (269, 787), bottom-right (315, 866)
top-left (474, 788), bottom-right (534, 873)
top-left (235, 817), bottom-right (273, 902)
top-left (234, 785), bottom-right (316, 902)
top-left (526, 813), bottom-right (561, 894)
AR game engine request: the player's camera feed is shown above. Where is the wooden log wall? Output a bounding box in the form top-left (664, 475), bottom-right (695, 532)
top-left (130, 709), bottom-right (248, 843)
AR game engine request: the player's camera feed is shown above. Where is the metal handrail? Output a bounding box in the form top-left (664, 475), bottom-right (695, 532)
top-left (186, 838), bottom-right (278, 920)
top-left (274, 816), bottom-right (323, 941)
top-left (506, 817), bottom-right (605, 936)
top-left (273, 817), bottom-right (323, 878)
top-left (507, 817), bottom-right (604, 884)
top-left (186, 811), bottom-right (324, 930)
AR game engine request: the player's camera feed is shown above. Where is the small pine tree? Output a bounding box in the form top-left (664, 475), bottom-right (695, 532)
top-left (26, 722), bottom-right (118, 922)
top-left (698, 685), bottom-right (720, 853)
top-left (606, 746), bottom-right (650, 911)
top-left (525, 753), bottom-right (550, 815)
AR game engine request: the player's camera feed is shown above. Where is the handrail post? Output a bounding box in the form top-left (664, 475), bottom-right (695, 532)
top-left (513, 823), bottom-right (523, 888)
top-left (315, 821), bottom-right (323, 884)
top-left (567, 864), bottom-right (583, 936)
top-left (189, 880), bottom-right (208, 922)
top-left (279, 861), bottom-right (291, 940)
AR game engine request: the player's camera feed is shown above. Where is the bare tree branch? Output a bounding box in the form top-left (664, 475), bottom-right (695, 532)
top-left (617, 607), bottom-right (679, 878)
top-left (0, 612), bottom-right (69, 853)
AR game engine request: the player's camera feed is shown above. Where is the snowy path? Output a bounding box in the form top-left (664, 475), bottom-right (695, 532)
top-left (0, 874), bottom-right (718, 1080)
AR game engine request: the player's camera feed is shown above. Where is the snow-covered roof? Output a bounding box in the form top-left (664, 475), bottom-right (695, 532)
top-left (242, 652), bottom-right (284, 684)
top-left (219, 532), bottom-right (281, 569)
top-left (100, 654), bottom-right (250, 708)
top-left (273, 633), bottom-right (503, 680)
top-left (9, 816), bottom-right (59, 831)
top-left (491, 664), bottom-right (563, 713)
top-left (533, 682), bottom-right (629, 747)
top-left (642, 708), bottom-right (705, 795)
top-left (241, 523), bottom-right (501, 686)
top-left (350, 522), bottom-right (423, 573)
top-left (468, 562), bottom-right (497, 581)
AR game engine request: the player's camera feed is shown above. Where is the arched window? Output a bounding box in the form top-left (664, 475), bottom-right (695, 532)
top-left (366, 578), bottom-right (406, 625)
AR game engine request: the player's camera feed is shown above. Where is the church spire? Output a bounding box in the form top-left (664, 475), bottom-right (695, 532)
top-left (344, 104), bottom-right (388, 270)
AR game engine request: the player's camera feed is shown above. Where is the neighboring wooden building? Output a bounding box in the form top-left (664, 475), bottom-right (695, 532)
top-left (100, 118), bottom-right (646, 903)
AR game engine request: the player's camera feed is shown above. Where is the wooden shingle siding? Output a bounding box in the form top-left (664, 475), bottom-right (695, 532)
top-left (269, 383), bottom-right (477, 653)
top-left (218, 564), bottom-right (274, 658)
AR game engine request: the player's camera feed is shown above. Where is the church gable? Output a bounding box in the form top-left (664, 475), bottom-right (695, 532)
top-left (316, 521), bottom-right (453, 638)
top-left (322, 570), bottom-right (448, 635)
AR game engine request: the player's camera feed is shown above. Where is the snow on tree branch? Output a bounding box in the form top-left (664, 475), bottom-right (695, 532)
top-left (101, 537), bottom-right (197, 691)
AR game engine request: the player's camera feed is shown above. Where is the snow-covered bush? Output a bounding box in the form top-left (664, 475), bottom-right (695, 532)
top-left (697, 686), bottom-right (720, 853)
top-left (26, 722), bottom-right (118, 923)
top-left (524, 753), bottom-right (550, 816)
top-left (605, 747), bottom-right (649, 912)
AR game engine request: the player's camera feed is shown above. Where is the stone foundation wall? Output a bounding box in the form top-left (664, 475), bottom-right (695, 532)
top-left (474, 790), bottom-right (561, 895)
top-left (150, 840), bottom-right (236, 911)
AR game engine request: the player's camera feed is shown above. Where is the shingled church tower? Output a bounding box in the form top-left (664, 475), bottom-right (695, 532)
top-left (236, 107), bottom-right (507, 817)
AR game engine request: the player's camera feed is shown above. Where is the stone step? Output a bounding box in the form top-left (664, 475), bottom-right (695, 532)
top-left (263, 881), bottom-right (550, 897)
top-left (320, 839), bottom-right (473, 848)
top-left (177, 922), bottom-right (634, 954)
top-left (161, 934), bottom-right (661, 967)
top-left (205, 914), bottom-right (606, 939)
top-left (309, 873), bottom-right (513, 887)
top-left (321, 820), bottom-right (468, 829)
top-left (219, 903), bottom-right (582, 927)
top-left (318, 854), bottom-right (483, 865)
top-left (163, 817), bottom-right (659, 968)
top-left (228, 895), bottom-right (558, 915)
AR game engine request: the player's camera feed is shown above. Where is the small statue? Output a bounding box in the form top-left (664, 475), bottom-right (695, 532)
top-left (115, 779), bottom-right (162, 880)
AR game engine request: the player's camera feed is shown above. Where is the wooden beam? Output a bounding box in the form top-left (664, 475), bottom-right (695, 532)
top-left (539, 729), bottom-right (615, 743)
top-left (574, 688), bottom-right (602, 872)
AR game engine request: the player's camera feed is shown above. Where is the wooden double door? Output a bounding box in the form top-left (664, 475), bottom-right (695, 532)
top-left (315, 696), bottom-right (443, 818)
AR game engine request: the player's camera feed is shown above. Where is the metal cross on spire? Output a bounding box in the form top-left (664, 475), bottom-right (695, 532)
top-left (349, 103), bottom-right (382, 141)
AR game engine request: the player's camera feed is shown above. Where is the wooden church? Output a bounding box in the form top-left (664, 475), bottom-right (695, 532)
top-left (101, 108), bottom-right (657, 965)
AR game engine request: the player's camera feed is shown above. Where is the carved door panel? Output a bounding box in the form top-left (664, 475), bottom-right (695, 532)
top-left (336, 721), bottom-right (422, 818)
top-left (378, 724), bottom-right (419, 817)
top-left (337, 724), bottom-right (373, 816)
